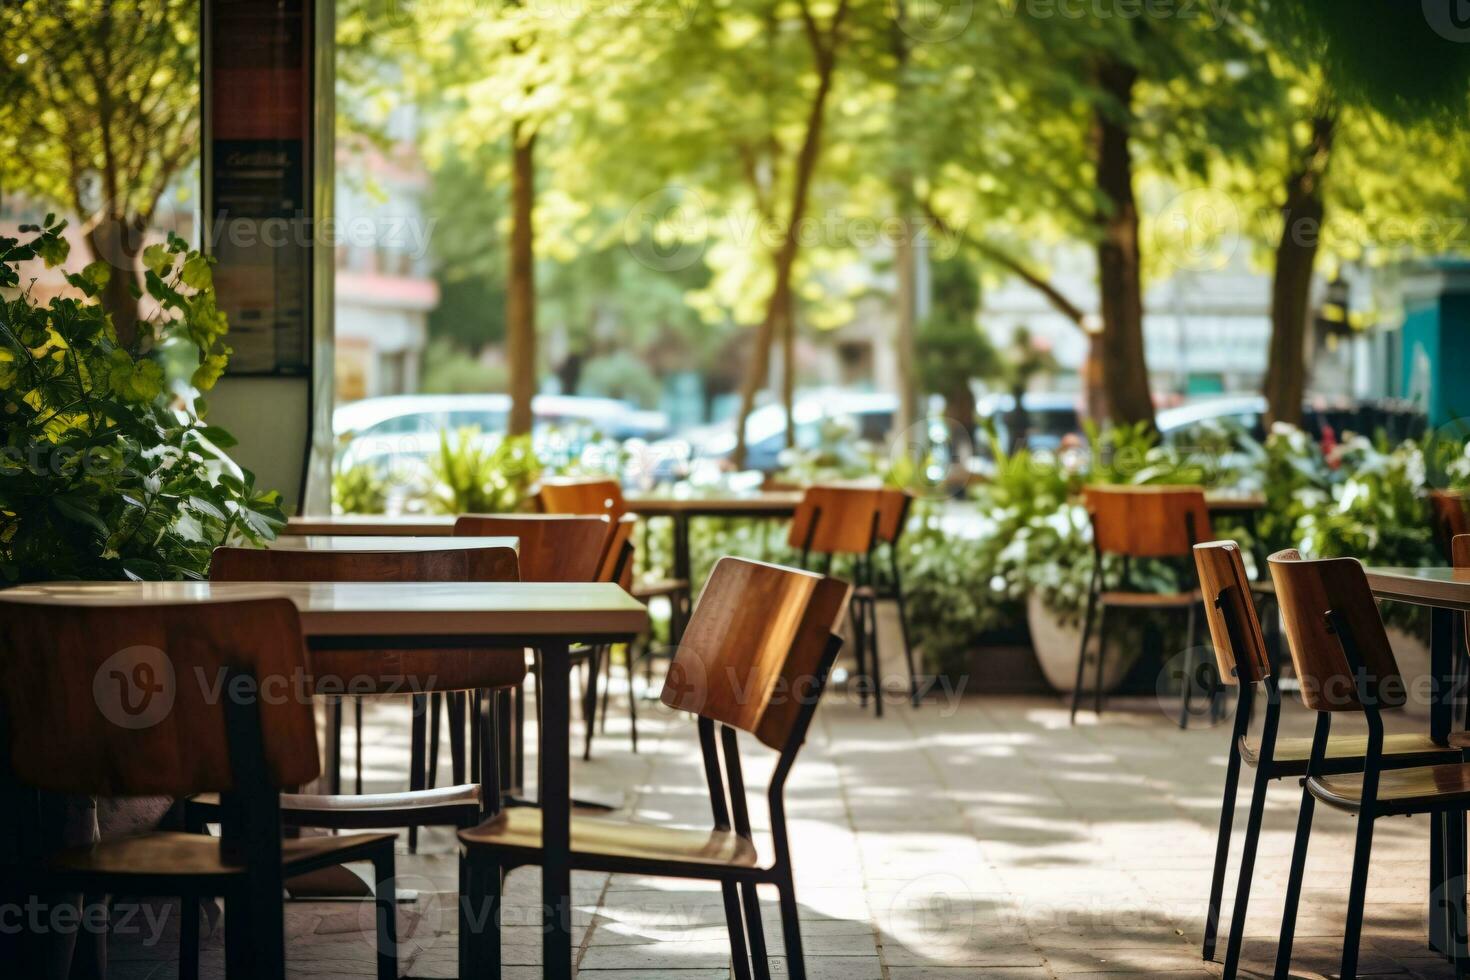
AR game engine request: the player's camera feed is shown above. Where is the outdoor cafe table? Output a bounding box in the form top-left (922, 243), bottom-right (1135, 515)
top-left (1364, 566), bottom-right (1470, 960)
top-left (0, 579), bottom-right (648, 980)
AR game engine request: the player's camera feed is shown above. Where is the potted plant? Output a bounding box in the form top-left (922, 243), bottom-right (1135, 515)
top-left (0, 218), bottom-right (282, 583)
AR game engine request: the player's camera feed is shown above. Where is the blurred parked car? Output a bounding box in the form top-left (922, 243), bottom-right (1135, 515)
top-left (334, 393), bottom-right (669, 474)
top-left (976, 392), bottom-right (1083, 454)
top-left (655, 391), bottom-right (899, 476)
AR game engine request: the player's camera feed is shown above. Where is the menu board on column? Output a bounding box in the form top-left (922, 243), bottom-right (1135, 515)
top-left (206, 0), bottom-right (311, 376)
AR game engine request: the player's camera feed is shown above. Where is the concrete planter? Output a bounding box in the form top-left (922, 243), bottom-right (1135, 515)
top-left (1026, 593), bottom-right (1134, 695)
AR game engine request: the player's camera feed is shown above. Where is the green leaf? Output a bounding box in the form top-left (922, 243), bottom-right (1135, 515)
top-left (142, 243), bottom-right (173, 277)
top-left (196, 424), bottom-right (238, 448)
top-left (52, 495), bottom-right (110, 537)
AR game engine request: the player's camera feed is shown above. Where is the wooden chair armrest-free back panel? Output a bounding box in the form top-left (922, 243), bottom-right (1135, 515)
top-left (1194, 540), bottom-right (1271, 685)
top-left (786, 485), bottom-right (884, 557)
top-left (1268, 548), bottom-right (1404, 712)
top-left (454, 513), bottom-right (611, 584)
top-left (210, 544), bottom-right (526, 693)
top-left (1084, 485), bottom-right (1214, 559)
top-left (537, 478), bottom-right (626, 519)
top-left (0, 598), bottom-right (318, 797)
top-left (661, 557), bottom-right (852, 749)
top-left (876, 488), bottom-right (913, 546)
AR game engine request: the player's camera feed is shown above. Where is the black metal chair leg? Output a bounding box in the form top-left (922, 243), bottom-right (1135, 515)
top-left (598, 647), bottom-right (613, 734)
top-left (327, 696), bottom-right (343, 795)
top-left (1179, 604), bottom-right (1199, 729)
top-left (463, 860), bottom-right (502, 980)
top-left (1340, 810), bottom-right (1377, 979)
top-left (721, 880), bottom-right (754, 980)
top-left (512, 682), bottom-right (525, 792)
top-left (429, 691), bottom-right (443, 790)
top-left (372, 848), bottom-right (397, 980)
top-left (891, 557), bottom-right (922, 706)
top-left (1202, 742), bottom-right (1242, 962)
top-left (868, 596), bottom-right (883, 719)
top-left (1093, 606), bottom-right (1113, 717)
top-left (1274, 785), bottom-right (1317, 977)
top-left (849, 601), bottom-right (868, 710)
top-left (1070, 591), bottom-right (1099, 724)
top-left (449, 691), bottom-right (467, 786)
top-left (776, 873), bottom-right (807, 980)
top-left (354, 697), bottom-right (364, 795)
top-left (1222, 765), bottom-right (1272, 977)
top-left (582, 646), bottom-right (603, 762)
top-left (409, 694), bottom-right (427, 853)
top-left (740, 881), bottom-right (771, 980)
top-left (628, 654), bottom-right (640, 754)
top-left (179, 895), bottom-right (200, 980)
top-left (223, 882), bottom-right (256, 980)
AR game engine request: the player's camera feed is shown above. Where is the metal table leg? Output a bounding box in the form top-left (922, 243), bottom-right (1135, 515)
top-left (540, 640), bottom-right (574, 980)
top-left (1430, 605), bottom-right (1460, 956)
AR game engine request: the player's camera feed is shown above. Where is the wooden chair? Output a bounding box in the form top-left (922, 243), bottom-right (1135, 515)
top-left (1071, 485), bottom-right (1211, 727)
top-left (1431, 491), bottom-right (1470, 561)
top-left (538, 476), bottom-right (693, 642)
top-left (789, 484), bottom-right (916, 717)
top-left (0, 598), bottom-right (397, 980)
top-left (1268, 548), bottom-right (1470, 979)
top-left (1193, 542), bottom-right (1456, 977)
top-left (206, 545), bottom-right (524, 852)
top-left (452, 514), bottom-right (617, 786)
top-left (458, 556), bottom-right (852, 980)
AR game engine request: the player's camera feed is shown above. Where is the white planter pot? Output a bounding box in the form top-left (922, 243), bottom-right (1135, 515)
top-left (1027, 593), bottom-right (1134, 694)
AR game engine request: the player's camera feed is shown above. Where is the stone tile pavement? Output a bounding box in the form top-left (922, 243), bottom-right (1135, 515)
top-left (106, 662), bottom-right (1467, 979)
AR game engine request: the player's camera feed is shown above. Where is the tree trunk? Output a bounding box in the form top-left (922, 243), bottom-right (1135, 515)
top-left (781, 289), bottom-right (796, 450)
top-left (1092, 60), bottom-right (1154, 429)
top-left (733, 4), bottom-right (847, 469)
top-left (1264, 114), bottom-right (1335, 428)
top-left (84, 216), bottom-right (144, 349)
top-left (506, 123), bottom-right (537, 436)
top-left (893, 208), bottom-right (919, 434)
top-left (944, 380), bottom-right (976, 441)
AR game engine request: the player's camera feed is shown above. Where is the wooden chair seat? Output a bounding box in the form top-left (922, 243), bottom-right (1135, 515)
top-left (459, 806), bottom-right (759, 874)
top-left (1098, 589), bottom-right (1202, 609)
top-left (1308, 762), bottom-right (1470, 814)
top-left (189, 784), bottom-right (483, 829)
top-left (1239, 732), bottom-right (1456, 777)
top-left (39, 830), bottom-right (395, 885)
top-left (631, 577), bottom-right (690, 601)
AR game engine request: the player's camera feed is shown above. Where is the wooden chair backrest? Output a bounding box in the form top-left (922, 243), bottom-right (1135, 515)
top-left (786, 485), bottom-right (883, 556)
top-left (1193, 541), bottom-right (1270, 685)
top-left (538, 478), bottom-right (626, 519)
top-left (1268, 548), bottom-right (1404, 712)
top-left (0, 598), bottom-right (318, 796)
top-left (599, 513), bottom-right (638, 584)
top-left (1084, 485), bottom-right (1213, 558)
top-left (210, 544), bottom-right (525, 693)
top-left (211, 544), bottom-right (517, 584)
top-left (661, 557), bottom-right (851, 750)
top-left (453, 513), bottom-right (611, 583)
top-left (876, 488), bottom-right (913, 545)
top-left (1431, 491), bottom-right (1470, 559)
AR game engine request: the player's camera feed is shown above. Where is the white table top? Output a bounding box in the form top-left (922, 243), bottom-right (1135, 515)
top-left (0, 581), bottom-right (649, 639)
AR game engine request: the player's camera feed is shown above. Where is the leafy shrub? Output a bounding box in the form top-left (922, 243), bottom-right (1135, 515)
top-left (427, 429), bottom-right (542, 514)
top-left (333, 460), bottom-right (389, 515)
top-left (0, 218), bottom-right (282, 582)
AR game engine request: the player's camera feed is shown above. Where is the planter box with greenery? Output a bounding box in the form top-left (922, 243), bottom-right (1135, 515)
top-left (1, 218), bottom-right (282, 583)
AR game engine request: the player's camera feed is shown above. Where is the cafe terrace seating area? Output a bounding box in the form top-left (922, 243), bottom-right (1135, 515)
top-left (7, 479), bottom-right (1470, 980)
